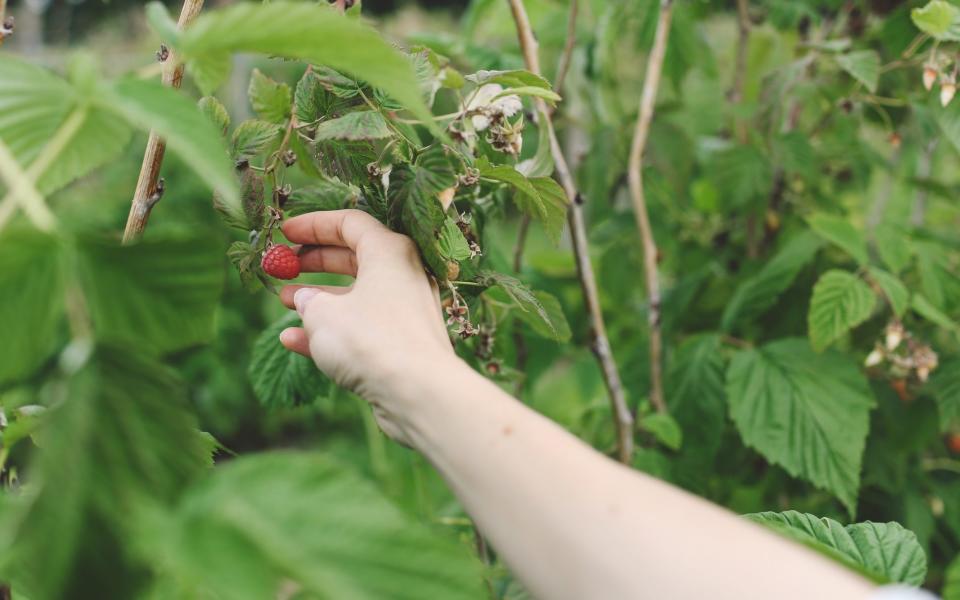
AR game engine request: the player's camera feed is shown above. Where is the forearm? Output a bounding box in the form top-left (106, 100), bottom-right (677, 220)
top-left (391, 355), bottom-right (877, 600)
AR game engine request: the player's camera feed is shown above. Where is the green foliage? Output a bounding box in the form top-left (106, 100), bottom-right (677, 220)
top-left (314, 111), bottom-right (392, 141)
top-left (808, 270), bottom-right (877, 352)
top-left (249, 313), bottom-right (331, 408)
top-left (747, 511), bottom-right (927, 585)
top-left (912, 1), bottom-right (960, 41)
top-left (727, 339), bottom-right (874, 516)
top-left (835, 51), bottom-right (881, 93)
top-left (247, 69), bottom-right (292, 124)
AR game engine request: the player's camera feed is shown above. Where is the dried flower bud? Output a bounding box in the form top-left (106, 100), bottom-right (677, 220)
top-left (458, 168), bottom-right (480, 187)
top-left (923, 66), bottom-right (938, 91)
top-left (275, 184), bottom-right (292, 208)
top-left (156, 44), bottom-right (170, 62)
top-left (446, 260), bottom-right (461, 281)
top-left (1, 16), bottom-right (15, 37)
top-left (281, 149), bottom-right (297, 167)
top-left (885, 322), bottom-right (904, 351)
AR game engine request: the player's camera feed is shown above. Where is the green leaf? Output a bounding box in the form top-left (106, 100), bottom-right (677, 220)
top-left (1, 345), bottom-right (210, 600)
top-left (152, 451), bottom-right (485, 600)
top-left (912, 293), bottom-right (960, 332)
top-left (835, 51), bottom-right (880, 93)
top-left (807, 213), bottom-right (869, 265)
top-left (495, 86), bottom-right (561, 104)
top-left (465, 69), bottom-right (553, 90)
top-left (198, 96), bottom-right (230, 135)
top-left (868, 267), bottom-right (909, 318)
top-left (666, 334), bottom-right (727, 461)
top-left (103, 78), bottom-right (240, 220)
top-left (75, 234), bottom-right (224, 355)
top-left (286, 178), bottom-right (360, 216)
top-left (705, 144), bottom-right (772, 206)
top-left (639, 413), bottom-right (683, 451)
top-left (517, 112), bottom-right (554, 178)
top-left (231, 119), bottom-right (284, 159)
top-left (480, 161), bottom-right (567, 245)
top-left (294, 68), bottom-right (341, 124)
top-left (0, 229), bottom-right (64, 387)
top-left (721, 232), bottom-right (821, 331)
top-left (438, 219), bottom-right (473, 261)
top-left (247, 69), bottom-right (292, 124)
top-left (481, 271), bottom-right (569, 342)
top-left (747, 511), bottom-right (927, 585)
top-left (727, 339), bottom-right (875, 516)
top-left (944, 554), bottom-right (960, 599)
top-left (808, 270), bottom-right (877, 352)
top-left (176, 1), bottom-right (441, 137)
top-left (314, 111), bottom-right (392, 141)
top-left (249, 313), bottom-right (331, 407)
top-left (931, 358), bottom-right (960, 432)
top-left (872, 223), bottom-right (912, 274)
top-left (145, 1), bottom-right (180, 45)
top-left (911, 0), bottom-right (960, 40)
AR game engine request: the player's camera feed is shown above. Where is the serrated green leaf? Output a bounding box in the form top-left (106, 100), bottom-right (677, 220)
top-left (249, 313), bottom-right (331, 407)
top-left (517, 112), bottom-right (554, 178)
top-left (807, 213), bottom-right (869, 265)
top-left (666, 334), bottom-right (726, 461)
top-left (177, 2), bottom-right (442, 138)
top-left (912, 293), bottom-right (960, 331)
top-left (747, 511), bottom-right (927, 585)
top-left (639, 413), bottom-right (683, 450)
top-left (836, 50), bottom-right (880, 93)
top-left (75, 235), bottom-right (224, 355)
top-left (494, 86), bottom-right (561, 104)
top-left (727, 339), bottom-right (874, 516)
top-left (286, 178), bottom-right (360, 216)
top-left (931, 358), bottom-right (960, 432)
top-left (465, 69), bottom-right (552, 90)
top-left (808, 270), bottom-right (877, 352)
top-left (314, 111), bottom-right (392, 141)
top-left (231, 119), bottom-right (284, 159)
top-left (911, 0), bottom-right (960, 40)
top-left (868, 267), bottom-right (909, 318)
top-left (294, 68), bottom-right (343, 124)
top-left (481, 271), bottom-right (569, 342)
top-left (0, 228), bottom-right (64, 387)
top-left (1, 344), bottom-right (210, 600)
top-left (438, 219), bottom-right (473, 261)
top-left (705, 144), bottom-right (772, 206)
top-left (198, 96), bottom-right (230, 135)
top-left (480, 161), bottom-right (567, 245)
top-left (247, 69), bottom-right (291, 124)
top-left (872, 223), bottom-right (912, 274)
top-left (150, 451), bottom-right (485, 600)
top-left (722, 232), bottom-right (822, 331)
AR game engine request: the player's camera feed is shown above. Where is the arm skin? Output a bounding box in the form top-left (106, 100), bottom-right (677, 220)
top-left (277, 209), bottom-right (878, 600)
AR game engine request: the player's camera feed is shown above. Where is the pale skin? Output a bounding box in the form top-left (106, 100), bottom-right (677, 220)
top-left (277, 209), bottom-right (880, 600)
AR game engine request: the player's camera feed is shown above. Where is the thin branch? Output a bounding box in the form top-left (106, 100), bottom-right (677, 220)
top-left (553, 0), bottom-right (579, 98)
top-left (507, 0), bottom-right (634, 464)
top-left (122, 0), bottom-right (206, 244)
top-left (626, 0), bottom-right (673, 416)
top-left (730, 0), bottom-right (750, 142)
top-left (0, 137), bottom-right (55, 232)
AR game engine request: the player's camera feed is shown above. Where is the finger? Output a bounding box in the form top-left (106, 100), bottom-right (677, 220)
top-left (283, 209), bottom-right (389, 251)
top-left (280, 284), bottom-right (351, 310)
top-left (279, 327), bottom-right (311, 357)
top-left (296, 245), bottom-right (358, 276)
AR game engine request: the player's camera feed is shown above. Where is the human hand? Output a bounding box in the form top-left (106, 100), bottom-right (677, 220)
top-left (277, 209), bottom-right (455, 444)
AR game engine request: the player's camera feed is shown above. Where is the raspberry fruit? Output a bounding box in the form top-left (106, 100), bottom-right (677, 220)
top-left (261, 244), bottom-right (300, 280)
top-left (948, 433), bottom-right (960, 455)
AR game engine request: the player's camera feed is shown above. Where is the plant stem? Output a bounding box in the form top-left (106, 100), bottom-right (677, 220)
top-left (0, 138), bottom-right (56, 232)
top-left (507, 0), bottom-right (634, 464)
top-left (626, 0), bottom-right (672, 416)
top-left (731, 0), bottom-right (750, 142)
top-left (553, 0), bottom-right (579, 98)
top-left (122, 0), bottom-right (205, 244)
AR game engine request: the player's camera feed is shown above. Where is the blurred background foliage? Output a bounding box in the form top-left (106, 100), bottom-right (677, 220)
top-left (3, 0), bottom-right (960, 597)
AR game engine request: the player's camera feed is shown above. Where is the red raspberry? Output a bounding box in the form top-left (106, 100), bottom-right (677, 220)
top-left (948, 433), bottom-right (960, 455)
top-left (261, 244), bottom-right (300, 280)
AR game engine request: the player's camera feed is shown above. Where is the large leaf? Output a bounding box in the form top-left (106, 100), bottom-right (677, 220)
top-left (747, 511), bottom-right (927, 585)
top-left (286, 178), bottom-right (361, 216)
top-left (807, 213), bottom-right (869, 265)
top-left (912, 0), bottom-right (960, 40)
top-left (836, 51), bottom-right (880, 93)
top-left (151, 451), bottom-right (485, 600)
top-left (726, 339), bottom-right (875, 516)
top-left (249, 312), bottom-right (331, 407)
top-left (808, 270), bottom-right (877, 352)
top-left (666, 334), bottom-right (727, 461)
top-left (173, 1), bottom-right (440, 136)
top-left (314, 111), bottom-right (393, 141)
top-left (0, 228), bottom-right (64, 386)
top-left (721, 232), bottom-right (821, 331)
top-left (103, 78), bottom-right (241, 219)
top-left (75, 235), bottom-right (224, 355)
top-left (931, 358), bottom-right (960, 432)
top-left (0, 345), bottom-right (210, 600)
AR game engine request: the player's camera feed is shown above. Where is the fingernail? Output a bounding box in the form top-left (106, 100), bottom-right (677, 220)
top-left (279, 328), bottom-right (295, 345)
top-left (293, 287), bottom-right (320, 316)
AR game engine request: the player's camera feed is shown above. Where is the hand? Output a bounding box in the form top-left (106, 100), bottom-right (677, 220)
top-left (278, 209), bottom-right (454, 444)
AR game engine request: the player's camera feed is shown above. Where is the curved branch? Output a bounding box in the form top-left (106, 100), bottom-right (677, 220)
top-left (626, 0), bottom-right (673, 415)
top-left (553, 0), bottom-right (579, 98)
top-left (507, 0), bottom-right (634, 464)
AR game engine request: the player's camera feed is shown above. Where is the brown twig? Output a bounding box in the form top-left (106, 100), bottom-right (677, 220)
top-left (730, 0), bottom-right (750, 140)
top-left (553, 0), bottom-right (578, 98)
top-left (507, 0), bottom-right (634, 464)
top-left (122, 0), bottom-right (205, 244)
top-left (626, 0), bottom-right (672, 416)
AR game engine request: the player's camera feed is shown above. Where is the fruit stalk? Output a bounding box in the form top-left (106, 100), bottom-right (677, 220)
top-left (507, 0), bottom-right (634, 464)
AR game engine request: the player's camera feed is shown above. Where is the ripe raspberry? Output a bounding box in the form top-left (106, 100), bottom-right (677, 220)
top-left (261, 244), bottom-right (300, 280)
top-left (947, 433), bottom-right (960, 455)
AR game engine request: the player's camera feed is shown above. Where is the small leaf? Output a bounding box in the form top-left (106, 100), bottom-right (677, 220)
top-left (931, 358), bottom-right (960, 432)
top-left (286, 179), bottom-right (360, 216)
top-left (314, 111), bottom-right (392, 141)
top-left (198, 96), bottom-right (230, 135)
top-left (480, 271), bottom-right (569, 342)
top-left (438, 219), bottom-right (473, 261)
top-left (868, 267), bottom-right (909, 318)
top-left (494, 86), bottom-right (561, 104)
top-left (465, 69), bottom-right (553, 90)
top-left (912, 293), bottom-right (960, 332)
top-left (249, 313), bottom-right (331, 407)
top-left (247, 68), bottom-right (292, 124)
top-left (807, 213), bottom-right (869, 265)
top-left (517, 112), bottom-right (554, 178)
top-left (639, 413), bottom-right (683, 450)
top-left (911, 0), bottom-right (960, 40)
top-left (836, 50), bottom-right (880, 93)
top-left (666, 334), bottom-right (727, 462)
top-left (872, 223), bottom-right (912, 274)
top-left (480, 161), bottom-right (567, 244)
top-left (231, 119), bottom-right (284, 159)
top-left (808, 270), bottom-right (877, 352)
top-left (145, 1), bottom-right (180, 45)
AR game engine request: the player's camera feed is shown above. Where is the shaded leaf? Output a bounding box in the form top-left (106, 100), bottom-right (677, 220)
top-left (249, 313), bottom-right (331, 407)
top-left (807, 213), bottom-right (869, 265)
top-left (639, 413), bottom-right (683, 451)
top-left (836, 51), bottom-right (880, 93)
top-left (666, 334), bottom-right (726, 461)
top-left (231, 119), bottom-right (284, 160)
top-left (931, 358), bottom-right (960, 432)
top-left (286, 179), bottom-right (360, 216)
top-left (314, 111), bottom-right (392, 141)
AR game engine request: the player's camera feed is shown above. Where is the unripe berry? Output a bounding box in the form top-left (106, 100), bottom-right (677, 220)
top-left (923, 66), bottom-right (937, 91)
top-left (942, 82), bottom-right (957, 107)
top-left (261, 244), bottom-right (301, 280)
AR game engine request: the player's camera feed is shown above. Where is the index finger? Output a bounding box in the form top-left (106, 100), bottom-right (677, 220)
top-left (282, 209), bottom-right (388, 251)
